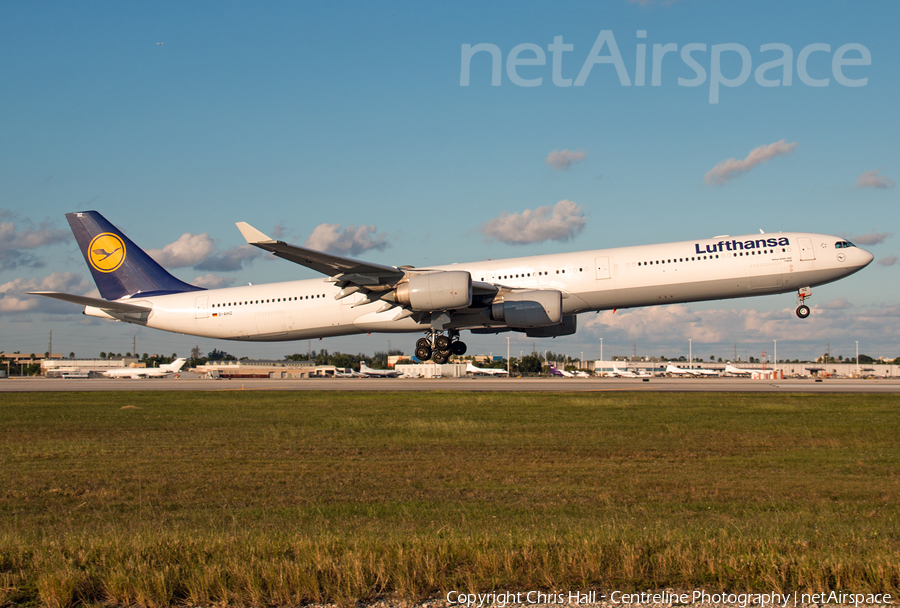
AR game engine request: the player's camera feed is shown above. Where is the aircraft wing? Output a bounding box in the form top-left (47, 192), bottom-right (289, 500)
top-left (237, 222), bottom-right (500, 298)
top-left (236, 222), bottom-right (404, 285)
top-left (29, 292), bottom-right (152, 313)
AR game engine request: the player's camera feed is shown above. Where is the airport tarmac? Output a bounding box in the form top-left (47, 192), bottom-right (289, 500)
top-left (3, 376), bottom-right (900, 393)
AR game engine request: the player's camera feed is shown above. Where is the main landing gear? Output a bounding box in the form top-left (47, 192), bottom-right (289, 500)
top-left (796, 287), bottom-right (812, 319)
top-left (414, 330), bottom-right (467, 364)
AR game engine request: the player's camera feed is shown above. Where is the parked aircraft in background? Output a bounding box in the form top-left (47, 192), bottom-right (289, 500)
top-left (359, 362), bottom-right (401, 377)
top-left (725, 363), bottom-right (767, 376)
top-left (32, 211), bottom-right (873, 361)
top-left (610, 365), bottom-right (652, 378)
top-left (611, 365), bottom-right (633, 378)
top-left (466, 362), bottom-right (509, 376)
top-left (574, 370), bottom-right (592, 378)
top-left (549, 364), bottom-right (575, 377)
top-left (665, 363), bottom-right (720, 377)
top-left (334, 368), bottom-right (363, 378)
top-left (102, 358), bottom-right (186, 379)
top-left (664, 364), bottom-right (693, 376)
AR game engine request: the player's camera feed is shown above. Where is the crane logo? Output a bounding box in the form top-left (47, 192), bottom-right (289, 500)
top-left (88, 233), bottom-right (126, 273)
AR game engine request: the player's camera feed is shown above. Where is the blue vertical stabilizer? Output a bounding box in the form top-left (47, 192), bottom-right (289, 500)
top-left (67, 211), bottom-right (203, 300)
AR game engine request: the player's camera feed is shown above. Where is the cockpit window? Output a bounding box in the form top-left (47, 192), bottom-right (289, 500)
top-left (835, 241), bottom-right (855, 249)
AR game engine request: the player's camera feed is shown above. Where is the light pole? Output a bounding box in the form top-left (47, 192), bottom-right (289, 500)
top-left (600, 338), bottom-right (603, 366)
top-left (689, 338), bottom-right (692, 369)
top-left (773, 339), bottom-right (777, 374)
top-left (856, 341), bottom-right (859, 375)
top-left (507, 336), bottom-right (510, 376)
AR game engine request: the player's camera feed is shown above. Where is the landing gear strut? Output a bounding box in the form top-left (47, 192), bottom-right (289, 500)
top-left (414, 330), bottom-right (466, 363)
top-left (796, 287), bottom-right (812, 319)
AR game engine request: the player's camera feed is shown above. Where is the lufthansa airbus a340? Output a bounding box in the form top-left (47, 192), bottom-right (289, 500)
top-left (32, 211), bottom-right (873, 362)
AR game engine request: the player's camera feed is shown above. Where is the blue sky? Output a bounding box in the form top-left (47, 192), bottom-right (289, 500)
top-left (1, 0), bottom-right (897, 363)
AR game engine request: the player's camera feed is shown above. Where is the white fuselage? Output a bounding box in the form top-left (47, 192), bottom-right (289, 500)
top-left (86, 232), bottom-right (872, 342)
top-left (102, 368), bottom-right (173, 378)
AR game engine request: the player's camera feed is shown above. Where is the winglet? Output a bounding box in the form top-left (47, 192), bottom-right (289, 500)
top-left (236, 222), bottom-right (275, 244)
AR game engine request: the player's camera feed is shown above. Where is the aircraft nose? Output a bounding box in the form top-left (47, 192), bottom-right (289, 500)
top-left (859, 248), bottom-right (875, 267)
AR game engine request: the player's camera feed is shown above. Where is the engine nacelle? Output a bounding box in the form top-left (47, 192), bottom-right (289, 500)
top-left (394, 271), bottom-right (472, 311)
top-left (491, 290), bottom-right (562, 328)
top-left (524, 315), bottom-right (577, 337)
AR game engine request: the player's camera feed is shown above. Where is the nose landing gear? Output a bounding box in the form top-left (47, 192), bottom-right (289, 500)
top-left (414, 330), bottom-right (467, 364)
top-left (796, 287), bottom-right (812, 319)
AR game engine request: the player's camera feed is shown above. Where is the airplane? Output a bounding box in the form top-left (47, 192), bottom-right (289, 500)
top-left (31, 211), bottom-right (873, 361)
top-left (333, 367), bottom-right (363, 378)
top-left (358, 362), bottom-right (401, 377)
top-left (466, 361), bottom-right (509, 376)
top-left (549, 364), bottom-right (575, 377)
top-left (102, 358), bottom-right (187, 379)
top-left (610, 364), bottom-right (631, 377)
top-left (611, 365), bottom-right (651, 378)
top-left (725, 363), bottom-right (767, 377)
top-left (665, 363), bottom-right (720, 377)
top-left (664, 364), bottom-right (693, 376)
top-left (574, 370), bottom-right (592, 378)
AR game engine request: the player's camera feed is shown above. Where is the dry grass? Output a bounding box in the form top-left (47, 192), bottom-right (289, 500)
top-left (0, 391), bottom-right (898, 606)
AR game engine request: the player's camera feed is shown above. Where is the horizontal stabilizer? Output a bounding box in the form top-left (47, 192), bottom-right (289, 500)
top-left (29, 292), bottom-right (152, 313)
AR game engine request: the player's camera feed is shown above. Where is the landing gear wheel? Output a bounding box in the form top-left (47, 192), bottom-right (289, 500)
top-left (796, 305), bottom-right (810, 319)
top-left (434, 335), bottom-right (451, 352)
top-left (416, 338), bottom-right (431, 351)
top-left (450, 341), bottom-right (467, 356)
top-left (415, 345), bottom-right (433, 361)
top-left (432, 351), bottom-right (449, 364)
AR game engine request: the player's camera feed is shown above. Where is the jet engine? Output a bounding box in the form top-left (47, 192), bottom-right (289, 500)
top-left (524, 315), bottom-right (577, 337)
top-left (394, 271), bottom-right (472, 311)
top-left (491, 290), bottom-right (562, 327)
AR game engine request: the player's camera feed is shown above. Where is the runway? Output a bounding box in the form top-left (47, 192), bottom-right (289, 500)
top-left (3, 376), bottom-right (900, 393)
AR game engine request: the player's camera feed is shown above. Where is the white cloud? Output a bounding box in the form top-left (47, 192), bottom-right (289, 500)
top-left (195, 245), bottom-right (264, 272)
top-left (0, 210), bottom-right (70, 270)
top-left (191, 274), bottom-right (237, 289)
top-left (877, 256), bottom-right (897, 267)
top-left (820, 298), bottom-right (853, 309)
top-left (855, 168), bottom-right (896, 189)
top-left (271, 223), bottom-right (288, 239)
top-left (0, 272), bottom-right (94, 314)
top-left (704, 139), bottom-right (798, 186)
top-left (848, 230), bottom-right (892, 246)
top-left (545, 149), bottom-right (586, 171)
top-left (480, 200), bottom-right (586, 245)
top-left (304, 224), bottom-right (390, 256)
top-left (147, 233), bottom-right (216, 268)
top-left (146, 234), bottom-right (263, 271)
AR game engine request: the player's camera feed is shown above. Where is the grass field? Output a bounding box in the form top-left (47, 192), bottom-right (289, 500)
top-left (0, 391), bottom-right (898, 607)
